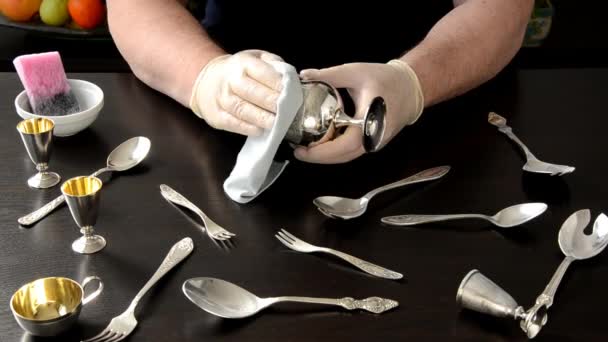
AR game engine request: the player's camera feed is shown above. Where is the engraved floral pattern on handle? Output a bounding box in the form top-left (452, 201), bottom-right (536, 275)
top-left (488, 112), bottom-right (507, 127)
top-left (384, 215), bottom-right (430, 224)
top-left (363, 166), bottom-right (450, 201)
top-left (127, 237), bottom-right (194, 313)
top-left (157, 237), bottom-right (195, 274)
top-left (160, 184), bottom-right (200, 214)
top-left (338, 297), bottom-right (399, 313)
top-left (18, 195), bottom-right (66, 226)
top-left (328, 249), bottom-right (403, 280)
top-left (354, 260), bottom-right (403, 280)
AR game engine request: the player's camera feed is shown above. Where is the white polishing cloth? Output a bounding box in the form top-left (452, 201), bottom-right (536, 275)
top-left (223, 61), bottom-right (303, 203)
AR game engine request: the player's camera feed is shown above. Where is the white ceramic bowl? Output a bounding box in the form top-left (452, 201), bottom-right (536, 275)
top-left (15, 79), bottom-right (104, 137)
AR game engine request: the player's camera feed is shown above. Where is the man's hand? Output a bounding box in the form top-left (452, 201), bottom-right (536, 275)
top-left (189, 50), bottom-right (285, 136)
top-left (294, 60), bottom-right (424, 164)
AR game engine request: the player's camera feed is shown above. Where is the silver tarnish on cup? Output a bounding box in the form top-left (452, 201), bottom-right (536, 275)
top-left (61, 176), bottom-right (107, 254)
top-left (16, 118), bottom-right (62, 188)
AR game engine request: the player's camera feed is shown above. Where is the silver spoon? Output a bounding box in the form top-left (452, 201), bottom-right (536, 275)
top-left (182, 277), bottom-right (398, 319)
top-left (313, 165), bottom-right (450, 220)
top-left (18, 137), bottom-right (152, 226)
top-left (381, 203), bottom-right (548, 228)
top-left (520, 210), bottom-right (608, 338)
top-left (488, 112), bottom-right (574, 176)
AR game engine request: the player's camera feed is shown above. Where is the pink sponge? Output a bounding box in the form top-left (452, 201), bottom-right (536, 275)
top-left (13, 51), bottom-right (80, 116)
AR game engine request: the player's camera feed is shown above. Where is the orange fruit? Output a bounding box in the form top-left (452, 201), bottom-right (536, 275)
top-left (67, 0), bottom-right (104, 29)
top-left (0, 0), bottom-right (42, 22)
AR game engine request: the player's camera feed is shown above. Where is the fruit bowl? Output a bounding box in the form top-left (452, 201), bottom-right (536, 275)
top-left (15, 79), bottom-right (104, 137)
top-left (0, 15), bottom-right (109, 37)
top-left (0, 0), bottom-right (109, 38)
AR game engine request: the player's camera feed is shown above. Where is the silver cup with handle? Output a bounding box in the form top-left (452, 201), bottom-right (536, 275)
top-left (10, 276), bottom-right (103, 336)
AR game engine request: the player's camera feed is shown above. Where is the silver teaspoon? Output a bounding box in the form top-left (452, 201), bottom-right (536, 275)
top-left (382, 203), bottom-right (548, 228)
top-left (183, 277), bottom-right (398, 319)
top-left (521, 210), bottom-right (608, 339)
top-left (18, 137), bottom-right (151, 226)
top-left (313, 165), bottom-right (450, 220)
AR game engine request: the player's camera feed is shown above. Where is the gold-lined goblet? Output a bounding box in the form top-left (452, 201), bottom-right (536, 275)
top-left (61, 176), bottom-right (106, 254)
top-left (16, 118), bottom-right (61, 189)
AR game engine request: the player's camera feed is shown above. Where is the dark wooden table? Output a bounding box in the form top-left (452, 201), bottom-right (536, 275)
top-left (1, 69), bottom-right (607, 341)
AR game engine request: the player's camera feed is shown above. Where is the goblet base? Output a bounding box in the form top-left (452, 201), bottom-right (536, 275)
top-left (72, 234), bottom-right (106, 254)
top-left (28, 171), bottom-right (61, 189)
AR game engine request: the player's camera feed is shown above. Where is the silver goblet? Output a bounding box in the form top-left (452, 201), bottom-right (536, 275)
top-left (16, 118), bottom-right (61, 189)
top-left (61, 176), bottom-right (106, 254)
top-left (285, 80), bottom-right (387, 152)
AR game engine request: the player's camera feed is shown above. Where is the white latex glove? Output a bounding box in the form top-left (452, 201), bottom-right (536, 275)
top-left (189, 50), bottom-right (285, 136)
top-left (295, 59), bottom-right (424, 164)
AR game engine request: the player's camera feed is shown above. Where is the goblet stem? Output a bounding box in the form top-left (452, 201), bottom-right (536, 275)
top-left (81, 226), bottom-right (94, 238)
top-left (72, 225), bottom-right (106, 254)
top-left (36, 163), bottom-right (49, 172)
top-left (333, 111), bottom-right (364, 128)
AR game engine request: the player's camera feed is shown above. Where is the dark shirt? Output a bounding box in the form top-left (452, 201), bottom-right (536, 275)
top-left (197, 1), bottom-right (453, 69)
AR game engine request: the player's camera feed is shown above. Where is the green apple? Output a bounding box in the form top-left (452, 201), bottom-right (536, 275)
top-left (40, 0), bottom-right (69, 26)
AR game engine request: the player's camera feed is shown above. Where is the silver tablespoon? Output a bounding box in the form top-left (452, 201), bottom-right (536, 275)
top-left (183, 277), bottom-right (398, 319)
top-left (381, 203), bottom-right (548, 228)
top-left (313, 165), bottom-right (450, 220)
top-left (18, 136), bottom-right (152, 226)
top-left (520, 210), bottom-right (608, 339)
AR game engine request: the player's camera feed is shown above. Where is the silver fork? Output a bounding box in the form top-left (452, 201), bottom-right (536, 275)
top-left (81, 237), bottom-right (194, 342)
top-left (488, 112), bottom-right (575, 176)
top-left (275, 229), bottom-right (403, 280)
top-left (160, 184), bottom-right (236, 241)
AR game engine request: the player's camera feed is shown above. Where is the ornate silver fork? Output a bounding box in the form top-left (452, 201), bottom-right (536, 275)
top-left (81, 237), bottom-right (194, 342)
top-left (275, 229), bottom-right (403, 280)
top-left (488, 112), bottom-right (574, 176)
top-left (160, 184), bottom-right (236, 241)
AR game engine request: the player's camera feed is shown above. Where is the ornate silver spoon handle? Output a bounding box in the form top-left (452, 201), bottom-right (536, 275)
top-left (18, 195), bottom-right (66, 226)
top-left (519, 256), bottom-right (575, 339)
top-left (363, 165), bottom-right (450, 200)
top-left (270, 296), bottom-right (398, 314)
top-left (537, 255), bottom-right (575, 308)
top-left (18, 167), bottom-right (111, 226)
top-left (381, 214), bottom-right (488, 226)
top-left (320, 248), bottom-right (403, 280)
top-left (126, 237), bottom-right (194, 313)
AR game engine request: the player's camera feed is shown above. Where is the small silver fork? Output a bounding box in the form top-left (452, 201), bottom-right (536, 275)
top-left (275, 229), bottom-right (403, 280)
top-left (160, 184), bottom-right (236, 241)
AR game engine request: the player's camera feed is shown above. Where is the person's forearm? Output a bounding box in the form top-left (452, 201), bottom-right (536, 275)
top-left (401, 0), bottom-right (533, 107)
top-left (107, 0), bottom-right (225, 106)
